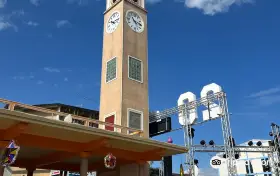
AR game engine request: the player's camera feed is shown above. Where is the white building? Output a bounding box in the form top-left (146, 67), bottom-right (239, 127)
top-left (217, 139), bottom-right (273, 176)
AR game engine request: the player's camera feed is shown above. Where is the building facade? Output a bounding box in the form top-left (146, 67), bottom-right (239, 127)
top-left (5, 103), bottom-right (99, 127)
top-left (217, 139), bottom-right (272, 176)
top-left (3, 103), bottom-right (99, 176)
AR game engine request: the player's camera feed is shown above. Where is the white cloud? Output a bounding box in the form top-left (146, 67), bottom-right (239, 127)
top-left (30, 0), bottom-right (40, 6)
top-left (56, 20), bottom-right (71, 28)
top-left (246, 86), bottom-right (280, 107)
top-left (146, 0), bottom-right (161, 4)
top-left (78, 84), bottom-right (83, 89)
top-left (258, 95), bottom-right (280, 106)
top-left (13, 76), bottom-right (25, 80)
top-left (0, 21), bottom-right (17, 32)
top-left (13, 74), bottom-right (36, 80)
top-left (64, 77), bottom-right (68, 82)
top-left (185, 0), bottom-right (254, 15)
top-left (37, 80), bottom-right (44, 84)
top-left (44, 67), bottom-right (60, 73)
top-left (47, 33), bottom-right (53, 38)
top-left (26, 21), bottom-right (39, 26)
top-left (0, 10), bottom-right (24, 32)
top-left (75, 104), bottom-right (83, 107)
top-left (0, 21), bottom-right (12, 31)
top-left (234, 112), bottom-right (268, 116)
top-left (11, 10), bottom-right (25, 16)
top-left (234, 112), bottom-right (269, 119)
top-left (247, 87), bottom-right (280, 98)
top-left (0, 0), bottom-right (7, 8)
top-left (67, 0), bottom-right (88, 5)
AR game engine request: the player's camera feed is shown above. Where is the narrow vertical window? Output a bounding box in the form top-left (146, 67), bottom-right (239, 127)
top-left (128, 56), bottom-right (142, 82)
top-left (128, 109), bottom-right (142, 134)
top-left (106, 57), bottom-right (117, 83)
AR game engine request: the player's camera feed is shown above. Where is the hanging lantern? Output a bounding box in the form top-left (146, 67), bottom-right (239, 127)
top-left (104, 153), bottom-right (116, 169)
top-left (0, 140), bottom-right (20, 167)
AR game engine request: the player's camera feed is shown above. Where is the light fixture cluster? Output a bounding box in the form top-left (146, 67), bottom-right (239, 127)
top-left (247, 140), bottom-right (262, 147)
top-left (199, 139), bottom-right (215, 146)
top-left (199, 138), bottom-right (240, 159)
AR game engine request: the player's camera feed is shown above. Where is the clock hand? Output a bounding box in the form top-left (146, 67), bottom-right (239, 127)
top-left (132, 17), bottom-right (137, 24)
top-left (132, 17), bottom-right (142, 27)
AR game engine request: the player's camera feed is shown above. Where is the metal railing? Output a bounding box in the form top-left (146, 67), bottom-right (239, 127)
top-left (0, 98), bottom-right (143, 136)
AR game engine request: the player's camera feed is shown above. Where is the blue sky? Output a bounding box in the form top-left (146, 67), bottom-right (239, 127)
top-left (1, 0), bottom-right (280, 175)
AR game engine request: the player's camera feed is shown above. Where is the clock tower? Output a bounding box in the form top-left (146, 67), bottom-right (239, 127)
top-left (99, 0), bottom-right (149, 139)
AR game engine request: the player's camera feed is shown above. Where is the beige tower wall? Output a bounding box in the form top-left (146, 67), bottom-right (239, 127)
top-left (121, 2), bottom-right (149, 138)
top-left (99, 0), bottom-right (149, 138)
top-left (99, 1), bottom-right (125, 131)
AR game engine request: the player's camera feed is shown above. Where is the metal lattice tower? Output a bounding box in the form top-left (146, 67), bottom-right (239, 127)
top-left (149, 91), bottom-right (237, 176)
top-left (191, 125), bottom-right (280, 176)
top-left (270, 123), bottom-right (280, 176)
top-left (183, 109), bottom-right (195, 176)
top-left (159, 158), bottom-right (164, 176)
top-left (192, 145), bottom-right (273, 153)
top-left (149, 85), bottom-right (280, 176)
top-left (191, 144), bottom-right (280, 175)
top-left (192, 145), bottom-right (277, 175)
top-left (218, 93), bottom-right (237, 176)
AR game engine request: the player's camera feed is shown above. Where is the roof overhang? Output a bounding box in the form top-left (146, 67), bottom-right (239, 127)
top-left (0, 109), bottom-right (187, 172)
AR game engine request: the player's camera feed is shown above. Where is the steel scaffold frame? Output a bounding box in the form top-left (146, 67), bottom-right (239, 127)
top-left (149, 91), bottom-right (237, 176)
top-left (190, 124), bottom-right (280, 176)
top-left (218, 94), bottom-right (237, 176)
top-left (270, 123), bottom-right (280, 176)
top-left (192, 145), bottom-right (273, 153)
top-left (150, 91), bottom-right (280, 176)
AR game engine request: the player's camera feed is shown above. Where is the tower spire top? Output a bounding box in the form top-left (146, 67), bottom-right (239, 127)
top-left (106, 0), bottom-right (145, 10)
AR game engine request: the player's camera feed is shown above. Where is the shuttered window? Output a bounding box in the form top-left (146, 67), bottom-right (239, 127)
top-left (128, 56), bottom-right (142, 82)
top-left (128, 109), bottom-right (142, 134)
top-left (106, 57), bottom-right (117, 83)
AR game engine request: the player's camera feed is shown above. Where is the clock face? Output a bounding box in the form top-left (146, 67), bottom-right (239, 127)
top-left (126, 10), bottom-right (144, 33)
top-left (106, 11), bottom-right (120, 34)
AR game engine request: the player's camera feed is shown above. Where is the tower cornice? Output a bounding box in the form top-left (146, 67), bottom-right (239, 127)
top-left (104, 0), bottom-right (148, 15)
